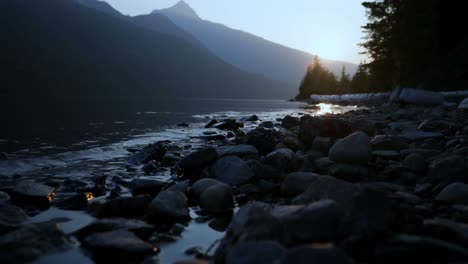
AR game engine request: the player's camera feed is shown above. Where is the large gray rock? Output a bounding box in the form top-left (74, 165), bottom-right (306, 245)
top-left (0, 202), bottom-right (28, 234)
top-left (215, 145), bottom-right (259, 159)
top-left (211, 156), bottom-right (254, 186)
top-left (264, 148), bottom-right (295, 171)
top-left (458, 97), bottom-right (468, 109)
top-left (178, 147), bottom-right (218, 178)
top-left (130, 178), bottom-right (166, 197)
top-left (148, 190), bottom-right (190, 222)
top-left (127, 141), bottom-right (167, 164)
top-left (200, 183), bottom-right (234, 213)
top-left (371, 135), bottom-right (408, 151)
top-left (74, 218), bottom-right (154, 241)
top-left (190, 178), bottom-right (224, 200)
top-left (435, 182), bottom-right (468, 205)
top-left (329, 131), bottom-right (372, 164)
top-left (403, 153), bottom-right (427, 172)
top-left (389, 87), bottom-right (444, 105)
top-left (281, 172), bottom-right (320, 197)
top-left (226, 240), bottom-right (285, 264)
top-left (83, 230), bottom-right (156, 256)
top-left (11, 181), bottom-right (55, 210)
top-left (245, 127), bottom-right (283, 155)
top-left (0, 222), bottom-right (71, 263)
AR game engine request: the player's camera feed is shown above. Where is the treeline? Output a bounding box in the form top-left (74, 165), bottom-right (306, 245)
top-left (297, 0), bottom-right (468, 99)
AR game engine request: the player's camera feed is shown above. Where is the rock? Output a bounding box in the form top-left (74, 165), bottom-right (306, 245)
top-left (311, 137), bottom-right (332, 154)
top-left (226, 240), bottom-right (285, 264)
top-left (299, 116), bottom-right (353, 145)
top-left (259, 121), bottom-right (275, 128)
top-left (127, 141), bottom-right (167, 164)
top-left (281, 115), bottom-right (301, 129)
top-left (371, 135), bottom-right (409, 151)
top-left (281, 247), bottom-right (353, 264)
top-left (423, 218), bottom-right (468, 247)
top-left (329, 163), bottom-right (373, 182)
top-left (0, 191), bottom-right (10, 201)
top-left (130, 179), bottom-right (166, 197)
top-left (53, 193), bottom-right (92, 211)
top-left (247, 160), bottom-right (282, 181)
top-left (245, 128), bottom-right (282, 155)
top-left (273, 200), bottom-right (344, 243)
top-left (190, 178), bottom-right (224, 199)
top-left (403, 153), bottom-right (426, 172)
top-left (160, 153), bottom-right (181, 167)
top-left (458, 97), bottom-right (468, 109)
top-left (205, 119), bottom-right (218, 128)
top-left (11, 181), bottom-right (55, 210)
top-left (210, 156), bottom-right (254, 186)
top-left (142, 160), bottom-right (157, 174)
top-left (178, 123), bottom-right (189, 127)
top-left (215, 119), bottom-right (243, 130)
top-left (313, 157), bottom-right (335, 174)
top-left (280, 136), bottom-right (302, 152)
top-left (0, 222), bottom-right (71, 263)
top-left (391, 191), bottom-right (423, 205)
top-left (376, 234), bottom-right (468, 263)
top-left (329, 131), bottom-right (371, 164)
top-left (293, 176), bottom-right (357, 212)
top-left (389, 87), bottom-right (444, 105)
top-left (179, 147), bottom-right (218, 178)
top-left (0, 202), bottom-right (28, 234)
top-left (74, 218), bottom-right (155, 241)
top-left (167, 180), bottom-right (190, 194)
top-left (281, 172), bottom-right (320, 197)
top-left (264, 148), bottom-right (295, 171)
top-left (200, 183), bottom-right (234, 213)
top-left (215, 145), bottom-right (259, 159)
top-left (372, 150), bottom-right (400, 159)
top-left (427, 155), bottom-right (466, 183)
top-left (148, 190), bottom-right (190, 223)
top-left (400, 130), bottom-right (444, 141)
top-left (243, 115), bottom-right (259, 122)
top-left (96, 195), bottom-right (152, 218)
top-left (83, 230), bottom-right (157, 257)
top-left (418, 119), bottom-right (455, 133)
top-left (435, 182), bottom-right (468, 205)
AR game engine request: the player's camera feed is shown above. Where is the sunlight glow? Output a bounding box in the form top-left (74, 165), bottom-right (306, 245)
top-left (317, 103), bottom-right (333, 115)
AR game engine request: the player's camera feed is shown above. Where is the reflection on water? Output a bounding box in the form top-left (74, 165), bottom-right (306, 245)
top-left (317, 103), bottom-right (332, 115)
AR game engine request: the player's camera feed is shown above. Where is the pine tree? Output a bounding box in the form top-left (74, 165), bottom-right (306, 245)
top-left (296, 56), bottom-right (340, 99)
top-left (338, 65), bottom-right (351, 94)
top-left (350, 62), bottom-right (371, 93)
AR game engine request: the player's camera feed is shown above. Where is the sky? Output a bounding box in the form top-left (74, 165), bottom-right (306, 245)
top-left (105, 0), bottom-right (368, 64)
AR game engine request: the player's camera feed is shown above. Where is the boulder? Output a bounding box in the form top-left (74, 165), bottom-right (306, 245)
top-left (281, 247), bottom-right (353, 264)
top-left (191, 178), bottom-right (224, 200)
top-left (245, 128), bottom-right (282, 155)
top-left (214, 119), bottom-right (243, 130)
top-left (74, 218), bottom-right (154, 241)
top-left (372, 150), bottom-right (400, 159)
top-left (281, 115), bottom-right (301, 129)
top-left (458, 97), bottom-right (468, 109)
top-left (313, 157), bottom-right (335, 174)
top-left (400, 130), bottom-right (444, 141)
top-left (423, 218), bottom-right (468, 247)
top-left (0, 202), bottom-right (28, 234)
top-left (389, 87), bottom-right (444, 106)
top-left (264, 148), bottom-right (296, 171)
top-left (311, 137), bottom-right (333, 154)
top-left (205, 119), bottom-right (218, 128)
top-left (83, 230), bottom-right (157, 256)
top-left (371, 135), bottom-right (408, 151)
top-left (435, 182), bottom-right (468, 205)
top-left (178, 147), bottom-right (218, 178)
top-left (127, 141), bottom-right (167, 164)
top-left (215, 145), bottom-right (259, 159)
top-left (148, 190), bottom-right (190, 222)
top-left (95, 195), bottom-right (152, 218)
top-left (329, 131), bottom-right (372, 164)
top-left (259, 121), bottom-right (275, 128)
top-left (200, 183), bottom-right (234, 213)
top-left (53, 193), bottom-right (92, 211)
top-left (210, 156), bottom-right (254, 186)
top-left (247, 160), bottom-right (282, 181)
top-left (427, 155), bottom-right (466, 183)
top-left (130, 179), bottom-right (166, 197)
top-left (329, 163), bottom-right (373, 182)
top-left (403, 153), bottom-right (427, 172)
top-left (226, 240), bottom-right (285, 264)
top-left (281, 172), bottom-right (320, 197)
top-left (11, 181), bottom-right (55, 210)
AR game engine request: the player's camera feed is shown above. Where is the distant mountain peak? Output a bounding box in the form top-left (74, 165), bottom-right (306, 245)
top-left (155, 1), bottom-right (200, 19)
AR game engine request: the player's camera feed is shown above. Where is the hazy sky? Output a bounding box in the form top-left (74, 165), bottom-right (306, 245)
top-left (105, 0), bottom-right (367, 63)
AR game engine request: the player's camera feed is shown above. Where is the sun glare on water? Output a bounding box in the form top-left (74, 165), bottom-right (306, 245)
top-left (317, 103), bottom-right (333, 115)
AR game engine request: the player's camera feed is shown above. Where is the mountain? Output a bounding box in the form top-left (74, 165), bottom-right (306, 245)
top-left (152, 1), bottom-right (358, 89)
top-left (0, 0), bottom-right (289, 137)
top-left (74, 0), bottom-right (122, 17)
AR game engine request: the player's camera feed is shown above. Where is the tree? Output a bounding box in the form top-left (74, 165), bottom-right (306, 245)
top-left (338, 65), bottom-right (351, 94)
top-left (296, 56), bottom-right (339, 99)
top-left (350, 62), bottom-right (371, 93)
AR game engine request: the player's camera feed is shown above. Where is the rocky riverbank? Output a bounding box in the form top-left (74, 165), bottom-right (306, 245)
top-left (1, 98), bottom-right (468, 263)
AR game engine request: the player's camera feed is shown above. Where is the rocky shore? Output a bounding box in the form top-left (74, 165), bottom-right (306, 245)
top-left (1, 95), bottom-right (468, 264)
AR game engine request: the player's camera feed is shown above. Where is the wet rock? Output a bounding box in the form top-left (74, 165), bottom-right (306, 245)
top-left (190, 178), bottom-right (224, 200)
top-left (83, 230), bottom-right (157, 257)
top-left (427, 155), bottom-right (466, 183)
top-left (148, 190), bottom-right (190, 223)
top-left (281, 115), bottom-right (301, 129)
top-left (400, 130), bottom-right (444, 141)
top-left (259, 121), bottom-right (275, 128)
top-left (130, 179), bottom-right (166, 197)
top-left (329, 163), bottom-right (373, 182)
top-left (0, 202), bottom-right (28, 234)
top-left (329, 131), bottom-right (371, 164)
top-left (226, 240), bottom-right (285, 264)
top-left (205, 119), bottom-right (218, 128)
top-left (435, 182), bottom-right (468, 205)
top-left (313, 157), bottom-right (335, 174)
top-left (11, 181), bottom-right (55, 210)
top-left (281, 247), bottom-right (353, 264)
top-left (293, 176), bottom-right (357, 211)
top-left (371, 135), bottom-right (409, 151)
top-left (244, 115), bottom-right (259, 122)
top-left (74, 218), bottom-right (155, 241)
top-left (264, 148), bottom-right (296, 171)
top-left (311, 137), bottom-right (332, 154)
top-left (53, 193), bottom-right (92, 211)
top-left (142, 160), bottom-right (157, 174)
top-left (458, 97), bottom-right (468, 109)
top-left (403, 153), bottom-right (426, 172)
top-left (167, 180), bottom-right (190, 194)
top-left (96, 195), bottom-right (152, 218)
top-left (247, 160), bottom-right (282, 181)
top-left (423, 218), bottom-right (468, 247)
top-left (245, 127), bottom-right (282, 155)
top-left (215, 145), bottom-right (259, 159)
top-left (375, 234), bottom-right (468, 263)
top-left (0, 191), bottom-right (10, 201)
top-left (273, 200), bottom-right (344, 243)
top-left (211, 156), bottom-right (254, 186)
top-left (160, 153), bottom-right (181, 167)
top-left (281, 172), bottom-right (319, 197)
top-left (0, 222), bottom-right (71, 263)
top-left (215, 119), bottom-right (243, 130)
top-left (280, 136), bottom-right (302, 152)
top-left (179, 147), bottom-right (218, 178)
top-left (178, 123), bottom-right (189, 127)
top-left (200, 183), bottom-right (234, 213)
top-left (127, 141), bottom-right (167, 164)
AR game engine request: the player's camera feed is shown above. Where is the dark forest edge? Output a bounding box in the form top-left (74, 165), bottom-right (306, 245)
top-left (296, 0), bottom-right (468, 100)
